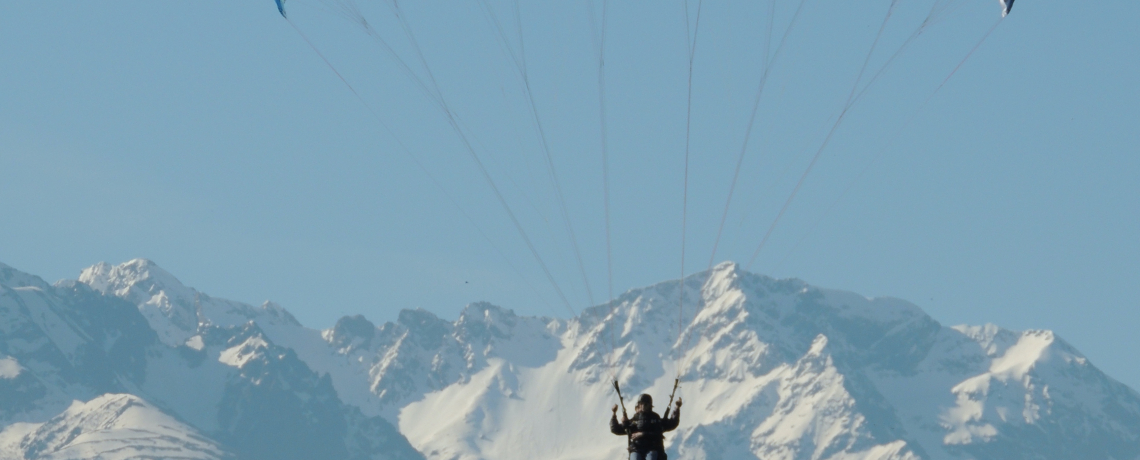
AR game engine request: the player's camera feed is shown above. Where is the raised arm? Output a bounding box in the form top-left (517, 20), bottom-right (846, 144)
top-left (610, 404), bottom-right (628, 435)
top-left (663, 398), bottom-right (682, 432)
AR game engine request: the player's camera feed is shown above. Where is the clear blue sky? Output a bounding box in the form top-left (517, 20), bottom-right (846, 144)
top-left (2, 0), bottom-right (1137, 390)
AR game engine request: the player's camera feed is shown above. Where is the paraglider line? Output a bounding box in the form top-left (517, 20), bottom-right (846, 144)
top-left (846, 0), bottom-right (900, 110)
top-left (388, 1), bottom-right (450, 107)
top-left (754, 15), bottom-right (1003, 270)
top-left (685, 0), bottom-right (807, 376)
top-left (707, 0), bottom-right (809, 271)
top-left (382, 2), bottom-right (579, 316)
top-left (745, 0), bottom-right (902, 269)
top-left (850, 0), bottom-right (969, 108)
top-left (770, 143), bottom-right (885, 273)
top-left (283, 15), bottom-right (557, 313)
top-left (597, 0), bottom-right (615, 307)
top-left (677, 0), bottom-right (703, 378)
top-left (746, 99), bottom-right (848, 269)
top-left (287, 19), bottom-right (362, 102)
top-left (344, 8), bottom-right (450, 114)
top-left (314, 1), bottom-right (578, 315)
top-left (933, 18), bottom-right (1002, 96)
top-left (479, 0), bottom-right (598, 308)
top-left (587, 0), bottom-right (622, 381)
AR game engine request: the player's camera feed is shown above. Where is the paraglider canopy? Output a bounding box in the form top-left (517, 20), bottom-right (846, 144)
top-left (275, 0), bottom-right (286, 18)
top-left (1000, 0), bottom-right (1014, 16)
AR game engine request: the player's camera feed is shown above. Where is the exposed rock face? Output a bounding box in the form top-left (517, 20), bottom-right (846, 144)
top-left (325, 315), bottom-right (377, 354)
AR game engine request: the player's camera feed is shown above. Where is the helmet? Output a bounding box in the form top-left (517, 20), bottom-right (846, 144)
top-left (637, 394), bottom-right (653, 406)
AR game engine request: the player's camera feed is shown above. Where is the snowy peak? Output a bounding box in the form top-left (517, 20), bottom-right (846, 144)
top-left (202, 321), bottom-right (423, 460)
top-left (1, 394), bottom-right (230, 460)
top-left (588, 264), bottom-right (938, 383)
top-left (936, 327), bottom-right (1135, 451)
top-left (453, 302), bottom-right (560, 369)
top-left (256, 300), bottom-right (300, 326)
top-left (701, 261), bottom-right (745, 298)
top-left (952, 323), bottom-right (1021, 358)
top-left (76, 259), bottom-right (299, 347)
top-left (744, 334), bottom-right (921, 460)
top-left (79, 259), bottom-right (200, 346)
top-left (396, 308), bottom-right (453, 350)
top-left (324, 314), bottom-right (377, 354)
top-left (357, 303), bottom-right (560, 413)
top-left (454, 302), bottom-right (524, 344)
top-left (79, 258), bottom-right (195, 305)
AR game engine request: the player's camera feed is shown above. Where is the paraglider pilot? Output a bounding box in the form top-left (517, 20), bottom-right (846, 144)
top-left (610, 394), bottom-right (682, 460)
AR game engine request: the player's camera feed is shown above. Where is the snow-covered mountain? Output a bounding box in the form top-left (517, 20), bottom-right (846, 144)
top-left (1, 259), bottom-right (1138, 460)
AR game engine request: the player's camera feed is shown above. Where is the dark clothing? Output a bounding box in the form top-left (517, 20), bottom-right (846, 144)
top-left (630, 451), bottom-right (664, 460)
top-left (610, 408), bottom-right (680, 454)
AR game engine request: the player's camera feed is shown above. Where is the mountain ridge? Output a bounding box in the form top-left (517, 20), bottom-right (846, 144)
top-left (0, 258), bottom-right (1137, 460)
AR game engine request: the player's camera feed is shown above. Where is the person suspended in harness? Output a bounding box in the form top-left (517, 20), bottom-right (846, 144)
top-left (610, 393), bottom-right (682, 460)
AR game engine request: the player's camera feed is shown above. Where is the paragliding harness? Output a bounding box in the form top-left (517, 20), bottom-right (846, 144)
top-left (613, 379), bottom-right (680, 460)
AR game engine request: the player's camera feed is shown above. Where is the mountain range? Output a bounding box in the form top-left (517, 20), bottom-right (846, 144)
top-left (0, 259), bottom-right (1137, 459)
